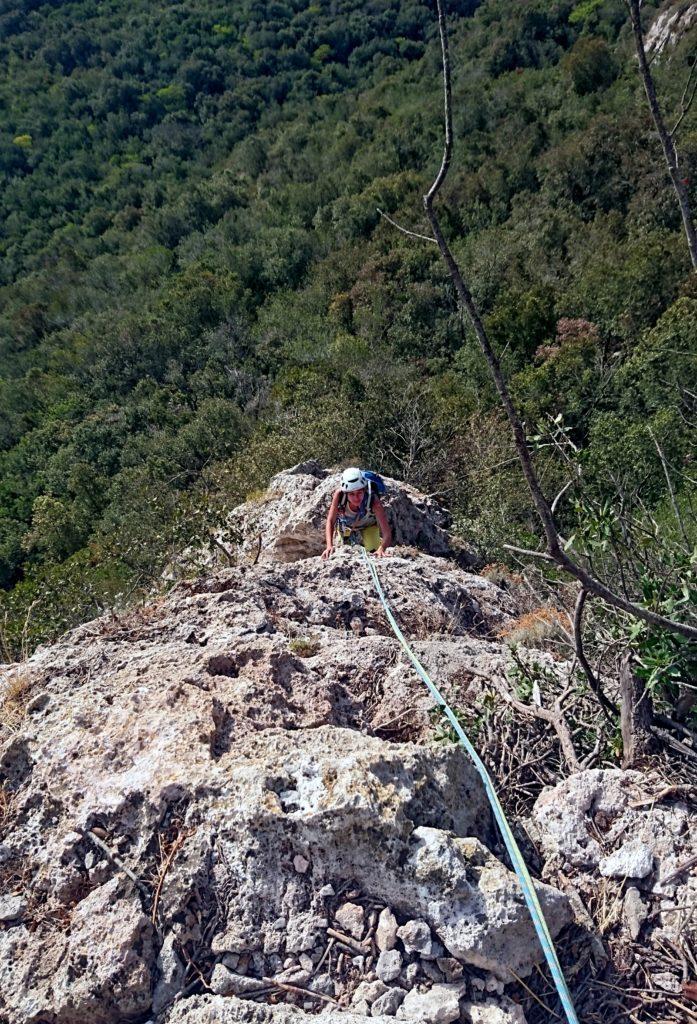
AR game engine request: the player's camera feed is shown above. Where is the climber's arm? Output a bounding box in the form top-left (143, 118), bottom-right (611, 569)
top-left (372, 498), bottom-right (392, 558)
top-left (323, 490), bottom-right (341, 559)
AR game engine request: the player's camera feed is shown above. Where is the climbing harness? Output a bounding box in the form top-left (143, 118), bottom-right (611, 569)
top-left (360, 548), bottom-right (580, 1024)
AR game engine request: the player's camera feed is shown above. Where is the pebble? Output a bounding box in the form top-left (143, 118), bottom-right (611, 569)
top-left (352, 980), bottom-right (388, 1005)
top-left (299, 953), bottom-right (314, 972)
top-left (403, 963), bottom-right (420, 988)
top-left (650, 972), bottom-right (681, 993)
top-left (293, 854), bottom-right (309, 873)
top-left (397, 919), bottom-right (432, 957)
top-left (210, 965), bottom-right (266, 996)
top-left (376, 949), bottom-right (403, 983)
top-left (0, 894), bottom-right (26, 923)
top-left (319, 884), bottom-right (335, 898)
top-left (276, 966), bottom-right (311, 985)
top-left (310, 973), bottom-right (336, 996)
top-left (397, 983), bottom-right (463, 1024)
top-left (437, 958), bottom-right (464, 983)
top-left (376, 907), bottom-right (399, 951)
top-left (623, 886), bottom-right (648, 941)
top-left (599, 840), bottom-right (654, 879)
top-left (335, 901), bottom-right (365, 940)
top-left (372, 987), bottom-right (406, 1016)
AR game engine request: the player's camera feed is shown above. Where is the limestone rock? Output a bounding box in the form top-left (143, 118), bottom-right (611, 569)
top-left (228, 462), bottom-right (462, 565)
top-left (377, 949), bottom-right (403, 984)
top-left (0, 466), bottom-right (579, 1024)
top-left (352, 980), bottom-right (389, 1005)
top-left (372, 987), bottom-right (407, 1016)
top-left (462, 998), bottom-right (528, 1023)
top-left (152, 934), bottom-right (186, 1014)
top-left (0, 893), bottom-right (26, 922)
top-left (163, 993), bottom-right (390, 1024)
top-left (377, 907), bottom-right (399, 951)
top-left (623, 888), bottom-right (648, 941)
top-left (397, 919), bottom-right (432, 956)
top-left (599, 841), bottom-right (654, 880)
top-left (437, 958), bottom-right (464, 982)
top-left (336, 901), bottom-right (365, 940)
top-left (398, 983), bottom-right (464, 1024)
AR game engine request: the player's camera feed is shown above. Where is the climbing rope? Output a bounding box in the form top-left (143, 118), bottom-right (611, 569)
top-left (360, 549), bottom-right (580, 1024)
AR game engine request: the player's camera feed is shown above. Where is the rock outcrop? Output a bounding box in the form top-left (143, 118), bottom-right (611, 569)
top-left (220, 462), bottom-right (472, 567)
top-left (7, 465), bottom-right (690, 1023)
top-left (645, 1), bottom-right (697, 57)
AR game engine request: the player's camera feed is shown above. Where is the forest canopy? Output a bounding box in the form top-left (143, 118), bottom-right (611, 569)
top-left (0, 0), bottom-right (695, 659)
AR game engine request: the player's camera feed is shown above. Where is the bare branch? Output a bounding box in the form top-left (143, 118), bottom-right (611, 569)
top-left (647, 426), bottom-right (690, 548)
top-left (626, 0), bottom-right (697, 269)
top-left (551, 479), bottom-right (574, 515)
top-left (503, 543), bottom-right (554, 562)
top-left (671, 57), bottom-right (697, 138)
top-left (411, 0), bottom-right (697, 641)
top-left (493, 673), bottom-right (581, 772)
top-left (376, 208), bottom-right (437, 244)
top-left (573, 589), bottom-right (618, 720)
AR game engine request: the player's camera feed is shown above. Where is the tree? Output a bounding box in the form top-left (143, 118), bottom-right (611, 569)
top-left (413, 0), bottom-right (696, 638)
top-left (626, 0), bottom-right (697, 270)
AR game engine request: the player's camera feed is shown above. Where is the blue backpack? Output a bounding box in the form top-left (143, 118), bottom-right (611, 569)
top-left (361, 470), bottom-right (387, 498)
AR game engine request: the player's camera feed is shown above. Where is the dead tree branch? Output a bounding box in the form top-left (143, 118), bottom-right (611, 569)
top-left (409, 0), bottom-right (697, 642)
top-left (493, 675), bottom-right (581, 772)
top-left (574, 589), bottom-right (618, 720)
top-left (671, 51), bottom-right (697, 138)
top-left (376, 208), bottom-right (437, 244)
top-left (620, 654), bottom-right (656, 767)
top-left (626, 0), bottom-right (697, 270)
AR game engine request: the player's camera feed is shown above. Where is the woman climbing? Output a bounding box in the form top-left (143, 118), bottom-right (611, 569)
top-left (322, 467), bottom-right (392, 559)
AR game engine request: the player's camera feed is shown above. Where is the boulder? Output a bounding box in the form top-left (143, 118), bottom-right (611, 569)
top-left (229, 462), bottom-right (463, 565)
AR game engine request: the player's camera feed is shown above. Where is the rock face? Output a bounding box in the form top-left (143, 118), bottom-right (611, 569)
top-left (0, 469), bottom-right (569, 1024)
top-left (529, 769), bottom-right (697, 954)
top-left (645, 1), bottom-right (697, 56)
top-left (228, 461), bottom-right (469, 565)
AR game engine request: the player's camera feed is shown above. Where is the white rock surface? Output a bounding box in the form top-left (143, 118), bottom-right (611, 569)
top-left (377, 949), bottom-right (404, 984)
top-left (599, 840), bottom-right (654, 880)
top-left (336, 901), bottom-right (365, 940)
top-left (227, 462), bottom-right (464, 566)
top-left (462, 998), bottom-right (528, 1023)
top-left (398, 983), bottom-right (465, 1023)
top-left (377, 907), bottom-right (399, 951)
top-left (397, 919), bottom-right (432, 956)
top-left (8, 466), bottom-right (667, 1024)
top-left (646, 2), bottom-right (697, 56)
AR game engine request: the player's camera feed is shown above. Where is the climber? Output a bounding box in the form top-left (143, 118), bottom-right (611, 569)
top-left (322, 467), bottom-right (393, 559)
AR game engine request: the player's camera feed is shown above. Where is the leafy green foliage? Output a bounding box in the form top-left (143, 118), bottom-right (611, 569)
top-left (1, 0), bottom-right (696, 658)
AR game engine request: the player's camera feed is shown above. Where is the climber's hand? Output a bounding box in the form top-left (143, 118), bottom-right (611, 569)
top-left (374, 545), bottom-right (390, 559)
top-left (322, 545), bottom-right (334, 560)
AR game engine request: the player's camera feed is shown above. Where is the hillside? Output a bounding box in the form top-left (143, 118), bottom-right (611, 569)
top-left (1, 0), bottom-right (695, 660)
top-left (1, 466), bottom-right (695, 1024)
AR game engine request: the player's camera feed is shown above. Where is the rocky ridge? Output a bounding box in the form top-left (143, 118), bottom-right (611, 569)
top-left (1, 464), bottom-right (694, 1024)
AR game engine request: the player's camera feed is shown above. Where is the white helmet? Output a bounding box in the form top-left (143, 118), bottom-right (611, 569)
top-left (340, 467), bottom-right (366, 492)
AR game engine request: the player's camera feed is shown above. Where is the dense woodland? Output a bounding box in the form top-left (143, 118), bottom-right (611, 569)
top-left (0, 0), bottom-right (695, 701)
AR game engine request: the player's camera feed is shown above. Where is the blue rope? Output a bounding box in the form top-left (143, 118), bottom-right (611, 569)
top-left (361, 549), bottom-right (580, 1024)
